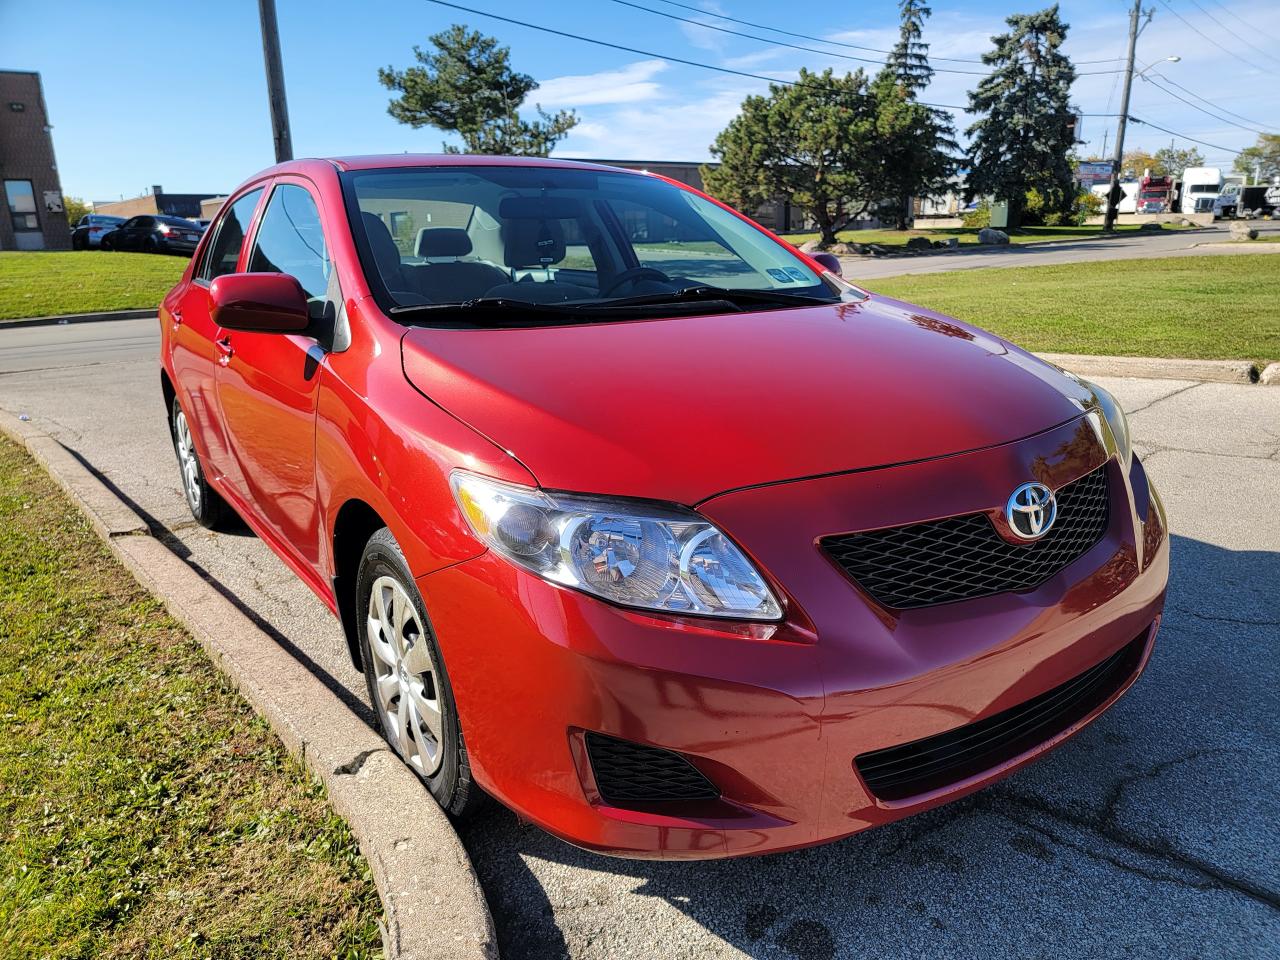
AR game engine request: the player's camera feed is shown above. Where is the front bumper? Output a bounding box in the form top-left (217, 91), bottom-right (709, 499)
top-left (420, 416), bottom-right (1168, 859)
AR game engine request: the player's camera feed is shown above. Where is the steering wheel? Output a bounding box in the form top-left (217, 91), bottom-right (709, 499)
top-left (599, 266), bottom-right (672, 297)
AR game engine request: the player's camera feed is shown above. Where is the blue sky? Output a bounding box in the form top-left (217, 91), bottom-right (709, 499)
top-left (1, 0), bottom-right (1276, 202)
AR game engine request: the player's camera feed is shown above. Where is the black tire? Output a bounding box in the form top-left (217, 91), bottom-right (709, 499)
top-left (169, 395), bottom-right (229, 529)
top-left (356, 527), bottom-right (483, 818)
top-left (145, 236), bottom-right (159, 254)
top-left (100, 238), bottom-right (113, 251)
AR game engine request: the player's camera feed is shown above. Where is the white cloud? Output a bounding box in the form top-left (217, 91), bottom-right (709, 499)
top-left (535, 60), bottom-right (669, 107)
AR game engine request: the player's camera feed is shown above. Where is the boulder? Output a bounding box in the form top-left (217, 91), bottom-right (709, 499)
top-left (850, 242), bottom-right (870, 255)
top-left (866, 244), bottom-right (889, 257)
top-left (905, 236), bottom-right (933, 251)
top-left (1179, 217), bottom-right (1195, 226)
top-left (945, 237), bottom-right (960, 248)
top-left (932, 240), bottom-right (948, 249)
top-left (827, 242), bottom-right (858, 255)
top-left (1139, 221), bottom-right (1164, 231)
top-left (978, 228), bottom-right (1010, 245)
top-left (1229, 221), bottom-right (1259, 241)
top-left (799, 239), bottom-right (827, 253)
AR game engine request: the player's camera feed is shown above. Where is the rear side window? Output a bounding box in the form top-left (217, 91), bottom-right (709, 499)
top-left (247, 184), bottom-right (330, 303)
top-left (199, 188), bottom-right (263, 282)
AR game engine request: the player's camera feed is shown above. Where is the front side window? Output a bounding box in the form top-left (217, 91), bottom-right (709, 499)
top-left (199, 188), bottom-right (263, 282)
top-left (248, 184), bottom-right (331, 304)
top-left (342, 165), bottom-right (848, 321)
top-left (4, 180), bottom-right (38, 231)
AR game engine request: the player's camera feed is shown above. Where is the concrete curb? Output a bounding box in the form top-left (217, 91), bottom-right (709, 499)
top-left (0, 308), bottom-right (156, 329)
top-left (1261, 363), bottom-right (1280, 386)
top-left (831, 227), bottom-right (1214, 262)
top-left (0, 409), bottom-right (499, 960)
top-left (1034, 352), bottom-right (1260, 384)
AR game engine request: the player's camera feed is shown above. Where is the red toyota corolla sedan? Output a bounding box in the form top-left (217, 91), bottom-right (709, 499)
top-left (159, 155), bottom-right (1167, 859)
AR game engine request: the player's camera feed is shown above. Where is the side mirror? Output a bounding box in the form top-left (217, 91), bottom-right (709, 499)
top-left (810, 252), bottom-right (842, 277)
top-left (210, 272), bottom-right (311, 333)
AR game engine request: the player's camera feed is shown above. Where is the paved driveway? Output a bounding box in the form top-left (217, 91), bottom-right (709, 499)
top-left (843, 221), bottom-right (1280, 280)
top-left (1, 319), bottom-right (1276, 959)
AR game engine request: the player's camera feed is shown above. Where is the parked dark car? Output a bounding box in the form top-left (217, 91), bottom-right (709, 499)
top-left (100, 215), bottom-right (203, 255)
top-left (70, 213), bottom-right (126, 250)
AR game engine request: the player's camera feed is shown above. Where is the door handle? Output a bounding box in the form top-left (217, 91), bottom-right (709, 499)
top-left (215, 336), bottom-right (233, 365)
top-left (170, 306), bottom-right (183, 329)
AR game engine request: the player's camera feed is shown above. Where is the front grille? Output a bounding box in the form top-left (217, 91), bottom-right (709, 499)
top-left (585, 732), bottom-right (719, 806)
top-left (855, 633), bottom-right (1145, 801)
top-left (822, 465), bottom-right (1110, 610)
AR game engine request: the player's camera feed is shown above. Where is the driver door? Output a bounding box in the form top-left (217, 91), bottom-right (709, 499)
top-left (213, 177), bottom-right (332, 571)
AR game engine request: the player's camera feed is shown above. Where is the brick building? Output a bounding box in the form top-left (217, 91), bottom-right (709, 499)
top-left (93, 184), bottom-right (224, 220)
top-left (0, 70), bottom-right (71, 250)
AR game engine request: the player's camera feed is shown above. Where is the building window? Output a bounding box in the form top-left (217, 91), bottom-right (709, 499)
top-left (8, 102), bottom-right (24, 112)
top-left (4, 180), bottom-right (40, 231)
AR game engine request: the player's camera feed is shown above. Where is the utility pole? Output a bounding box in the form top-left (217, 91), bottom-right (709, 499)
top-left (258, 0), bottom-right (293, 163)
top-left (1104, 0), bottom-right (1144, 232)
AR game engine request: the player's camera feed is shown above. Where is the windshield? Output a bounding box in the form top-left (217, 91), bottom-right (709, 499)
top-left (341, 165), bottom-right (841, 318)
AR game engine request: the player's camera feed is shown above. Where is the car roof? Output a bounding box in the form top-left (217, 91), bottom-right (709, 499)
top-left (252, 154), bottom-right (646, 178)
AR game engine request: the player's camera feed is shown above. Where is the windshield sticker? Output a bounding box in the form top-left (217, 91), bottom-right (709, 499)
top-left (766, 268), bottom-right (795, 283)
top-left (783, 267), bottom-right (808, 281)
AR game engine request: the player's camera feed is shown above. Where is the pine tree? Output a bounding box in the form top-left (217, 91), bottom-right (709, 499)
top-left (379, 25), bottom-right (577, 156)
top-left (876, 0), bottom-right (957, 229)
top-left (887, 0), bottom-right (935, 92)
top-left (965, 6), bottom-right (1078, 228)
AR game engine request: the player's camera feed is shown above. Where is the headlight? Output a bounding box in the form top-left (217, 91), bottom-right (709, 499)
top-left (1084, 380), bottom-right (1132, 467)
top-left (450, 471), bottom-right (782, 621)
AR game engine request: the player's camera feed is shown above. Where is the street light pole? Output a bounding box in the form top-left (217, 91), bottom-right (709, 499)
top-left (258, 0), bottom-right (293, 163)
top-left (1104, 0), bottom-right (1142, 232)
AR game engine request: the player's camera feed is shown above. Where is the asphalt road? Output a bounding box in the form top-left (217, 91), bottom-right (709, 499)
top-left (842, 220), bottom-right (1280, 280)
top-left (1, 318), bottom-right (1277, 959)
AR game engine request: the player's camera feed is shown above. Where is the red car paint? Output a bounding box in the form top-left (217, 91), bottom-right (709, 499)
top-left (160, 155), bottom-right (1167, 859)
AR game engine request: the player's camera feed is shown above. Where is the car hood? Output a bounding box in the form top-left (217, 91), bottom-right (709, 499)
top-left (400, 295), bottom-right (1091, 504)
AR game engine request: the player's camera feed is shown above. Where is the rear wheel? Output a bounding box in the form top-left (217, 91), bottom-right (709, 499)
top-left (170, 397), bottom-right (228, 529)
top-left (356, 528), bottom-right (483, 817)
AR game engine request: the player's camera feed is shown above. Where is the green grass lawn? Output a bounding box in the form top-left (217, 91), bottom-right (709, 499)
top-left (779, 223), bottom-right (1195, 250)
top-left (0, 251), bottom-right (185, 321)
top-left (0, 436), bottom-right (383, 959)
top-left (861, 253), bottom-right (1280, 364)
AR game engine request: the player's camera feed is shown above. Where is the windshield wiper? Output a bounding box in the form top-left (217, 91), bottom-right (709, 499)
top-left (389, 297), bottom-right (582, 318)
top-left (595, 285), bottom-right (835, 309)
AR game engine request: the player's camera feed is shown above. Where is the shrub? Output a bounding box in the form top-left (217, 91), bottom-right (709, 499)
top-left (962, 201), bottom-right (991, 228)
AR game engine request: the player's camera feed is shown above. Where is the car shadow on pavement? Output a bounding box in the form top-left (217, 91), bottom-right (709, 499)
top-left (61, 442), bottom-right (379, 727)
top-left (459, 534), bottom-right (1280, 960)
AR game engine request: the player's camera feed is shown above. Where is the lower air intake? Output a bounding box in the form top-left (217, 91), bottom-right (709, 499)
top-left (585, 732), bottom-right (719, 806)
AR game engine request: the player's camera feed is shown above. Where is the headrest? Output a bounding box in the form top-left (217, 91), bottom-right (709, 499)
top-left (416, 227), bottom-right (473, 259)
top-left (503, 218), bottom-right (565, 268)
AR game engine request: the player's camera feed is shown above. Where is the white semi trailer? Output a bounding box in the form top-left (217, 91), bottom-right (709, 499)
top-left (1179, 167), bottom-right (1224, 214)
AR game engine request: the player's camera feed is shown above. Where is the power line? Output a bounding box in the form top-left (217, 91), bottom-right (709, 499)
top-left (1140, 75), bottom-right (1269, 135)
top-left (1181, 0), bottom-right (1275, 68)
top-left (605, 0), bottom-right (987, 76)
top-left (610, 0), bottom-right (1126, 76)
top-left (1140, 65), bottom-right (1274, 129)
top-left (1128, 115), bottom-right (1244, 153)
top-left (641, 0), bottom-right (1130, 66)
top-left (1152, 0), bottom-right (1278, 77)
top-left (419, 0), bottom-right (978, 110)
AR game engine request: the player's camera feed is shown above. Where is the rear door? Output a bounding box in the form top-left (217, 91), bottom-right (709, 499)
top-left (213, 177), bottom-right (332, 570)
top-left (171, 187), bottom-right (266, 485)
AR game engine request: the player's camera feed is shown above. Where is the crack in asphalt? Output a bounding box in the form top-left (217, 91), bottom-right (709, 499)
top-left (1139, 442), bottom-right (1280, 464)
top-left (1124, 382), bottom-right (1202, 417)
top-left (977, 747), bottom-right (1280, 911)
top-left (1174, 607), bottom-right (1280, 628)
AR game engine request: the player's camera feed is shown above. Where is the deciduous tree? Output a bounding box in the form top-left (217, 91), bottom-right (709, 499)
top-left (1153, 145), bottom-right (1203, 177)
top-left (1234, 134), bottom-right (1280, 181)
top-left (378, 25), bottom-right (577, 156)
top-left (965, 6), bottom-right (1078, 228)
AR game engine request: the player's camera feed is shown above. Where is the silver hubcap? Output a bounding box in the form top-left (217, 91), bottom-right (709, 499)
top-left (367, 576), bottom-right (444, 776)
top-left (174, 410), bottom-right (201, 513)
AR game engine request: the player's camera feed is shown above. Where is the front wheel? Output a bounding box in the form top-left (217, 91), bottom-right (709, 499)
top-left (356, 528), bottom-right (483, 817)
